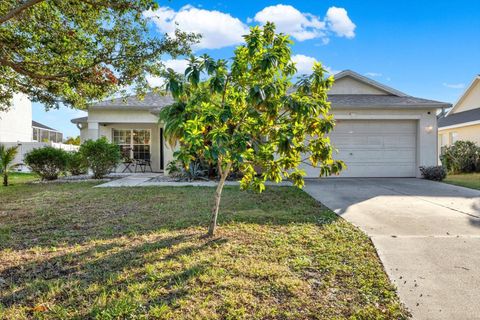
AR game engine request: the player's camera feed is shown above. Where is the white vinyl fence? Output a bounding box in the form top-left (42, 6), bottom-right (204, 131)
top-left (2, 142), bottom-right (79, 172)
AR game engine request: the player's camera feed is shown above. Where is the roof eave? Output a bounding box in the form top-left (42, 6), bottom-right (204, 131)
top-left (439, 119), bottom-right (480, 130)
top-left (332, 103), bottom-right (450, 109)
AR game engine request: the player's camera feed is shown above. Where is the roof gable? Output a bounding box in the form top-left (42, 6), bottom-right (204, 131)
top-left (329, 70), bottom-right (407, 96)
top-left (448, 76), bottom-right (480, 115)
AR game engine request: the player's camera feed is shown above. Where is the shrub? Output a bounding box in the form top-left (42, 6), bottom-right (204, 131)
top-left (166, 160), bottom-right (208, 181)
top-left (79, 138), bottom-right (121, 179)
top-left (24, 147), bottom-right (68, 180)
top-left (66, 151), bottom-right (88, 175)
top-left (419, 166), bottom-right (447, 181)
top-left (440, 140), bottom-right (480, 174)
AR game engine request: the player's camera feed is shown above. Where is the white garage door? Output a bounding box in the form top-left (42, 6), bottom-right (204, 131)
top-left (302, 120), bottom-right (417, 178)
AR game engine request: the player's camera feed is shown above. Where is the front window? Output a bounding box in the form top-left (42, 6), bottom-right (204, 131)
top-left (450, 132), bottom-right (458, 144)
top-left (113, 129), bottom-right (151, 160)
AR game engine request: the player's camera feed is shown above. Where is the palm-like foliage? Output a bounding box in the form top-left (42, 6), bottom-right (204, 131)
top-left (0, 144), bottom-right (19, 186)
top-left (158, 101), bottom-right (188, 147)
top-left (159, 23), bottom-right (343, 236)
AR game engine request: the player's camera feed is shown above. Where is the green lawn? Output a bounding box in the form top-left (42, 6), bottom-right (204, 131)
top-left (444, 173), bottom-right (480, 190)
top-left (4, 172), bottom-right (39, 185)
top-left (0, 180), bottom-right (409, 319)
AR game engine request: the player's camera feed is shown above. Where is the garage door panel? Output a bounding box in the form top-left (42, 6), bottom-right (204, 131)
top-left (332, 135), bottom-right (416, 147)
top-left (334, 120), bottom-right (416, 134)
top-left (336, 149), bottom-right (416, 162)
top-left (301, 120), bottom-right (417, 178)
top-left (383, 135), bottom-right (416, 147)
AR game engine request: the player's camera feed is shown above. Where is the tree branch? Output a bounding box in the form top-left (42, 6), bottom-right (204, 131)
top-left (0, 57), bottom-right (68, 81)
top-left (0, 0), bottom-right (45, 24)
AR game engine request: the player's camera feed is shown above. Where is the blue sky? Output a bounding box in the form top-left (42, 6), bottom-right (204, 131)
top-left (33, 0), bottom-right (480, 138)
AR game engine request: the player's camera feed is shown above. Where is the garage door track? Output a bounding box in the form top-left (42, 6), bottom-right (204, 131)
top-left (304, 178), bottom-right (480, 320)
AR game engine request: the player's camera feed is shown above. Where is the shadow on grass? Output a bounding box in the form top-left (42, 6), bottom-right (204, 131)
top-left (0, 232), bottom-right (227, 316)
top-left (0, 183), bottom-right (336, 251)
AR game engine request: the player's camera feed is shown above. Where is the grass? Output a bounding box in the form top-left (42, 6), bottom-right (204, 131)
top-left (4, 172), bottom-right (39, 185)
top-left (0, 180), bottom-right (409, 319)
top-left (444, 172), bottom-right (480, 190)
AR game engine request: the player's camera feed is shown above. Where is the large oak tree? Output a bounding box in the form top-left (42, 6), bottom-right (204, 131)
top-left (0, 0), bottom-right (198, 111)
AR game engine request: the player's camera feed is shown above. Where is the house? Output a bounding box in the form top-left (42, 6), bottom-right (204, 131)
top-left (71, 70), bottom-right (450, 178)
top-left (0, 94), bottom-right (64, 143)
top-left (0, 93), bottom-right (32, 143)
top-left (32, 121), bottom-right (63, 143)
top-left (438, 75), bottom-right (480, 150)
top-left (1, 94), bottom-right (78, 169)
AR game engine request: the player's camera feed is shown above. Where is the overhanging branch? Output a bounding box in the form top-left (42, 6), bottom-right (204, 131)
top-left (0, 0), bottom-right (45, 24)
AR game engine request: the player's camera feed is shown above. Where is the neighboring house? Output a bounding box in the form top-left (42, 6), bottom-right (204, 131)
top-left (0, 94), bottom-right (64, 143)
top-left (1, 95), bottom-right (78, 169)
top-left (438, 75), bottom-right (480, 151)
top-left (0, 93), bottom-right (32, 142)
top-left (72, 70), bottom-right (450, 178)
top-left (32, 120), bottom-right (63, 143)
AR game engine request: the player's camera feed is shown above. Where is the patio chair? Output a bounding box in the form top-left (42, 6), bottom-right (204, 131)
top-left (134, 154), bottom-right (153, 173)
top-left (120, 147), bottom-right (134, 173)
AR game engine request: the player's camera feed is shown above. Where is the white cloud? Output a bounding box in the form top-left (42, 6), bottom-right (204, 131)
top-left (291, 54), bottom-right (339, 75)
top-left (253, 5), bottom-right (355, 43)
top-left (144, 5), bottom-right (356, 49)
top-left (325, 7), bottom-right (356, 38)
top-left (146, 59), bottom-right (190, 88)
top-left (443, 82), bottom-right (465, 89)
top-left (292, 54), bottom-right (317, 74)
top-left (365, 72), bottom-right (382, 77)
top-left (144, 5), bottom-right (249, 49)
top-left (163, 59), bottom-right (189, 74)
top-left (146, 75), bottom-right (165, 88)
top-left (253, 5), bottom-right (326, 41)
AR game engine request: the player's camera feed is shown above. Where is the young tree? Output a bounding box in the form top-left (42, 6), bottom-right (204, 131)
top-left (0, 0), bottom-right (198, 111)
top-left (160, 23), bottom-right (344, 237)
top-left (65, 136), bottom-right (81, 146)
top-left (0, 144), bottom-right (19, 186)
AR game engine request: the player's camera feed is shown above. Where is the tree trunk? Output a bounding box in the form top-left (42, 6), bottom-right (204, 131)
top-left (207, 162), bottom-right (232, 236)
top-left (3, 172), bottom-right (8, 186)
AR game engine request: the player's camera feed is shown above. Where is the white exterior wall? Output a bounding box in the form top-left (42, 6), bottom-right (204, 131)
top-left (0, 94), bottom-right (32, 142)
top-left (332, 108), bottom-right (438, 177)
top-left (81, 109), bottom-right (174, 172)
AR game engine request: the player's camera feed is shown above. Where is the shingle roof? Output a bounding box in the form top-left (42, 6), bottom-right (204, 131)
top-left (438, 108), bottom-right (480, 128)
top-left (328, 94), bottom-right (450, 109)
top-left (89, 92), bottom-right (174, 110)
top-left (32, 120), bottom-right (58, 131)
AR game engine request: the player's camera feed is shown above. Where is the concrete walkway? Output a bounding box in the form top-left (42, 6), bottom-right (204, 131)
top-left (96, 173), bottom-right (292, 187)
top-left (304, 178), bottom-right (480, 320)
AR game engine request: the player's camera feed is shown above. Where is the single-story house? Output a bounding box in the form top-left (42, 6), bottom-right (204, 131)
top-left (71, 70), bottom-right (450, 178)
top-left (438, 75), bottom-right (480, 150)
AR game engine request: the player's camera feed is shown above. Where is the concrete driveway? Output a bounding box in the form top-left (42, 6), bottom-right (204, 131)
top-left (304, 178), bottom-right (480, 320)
